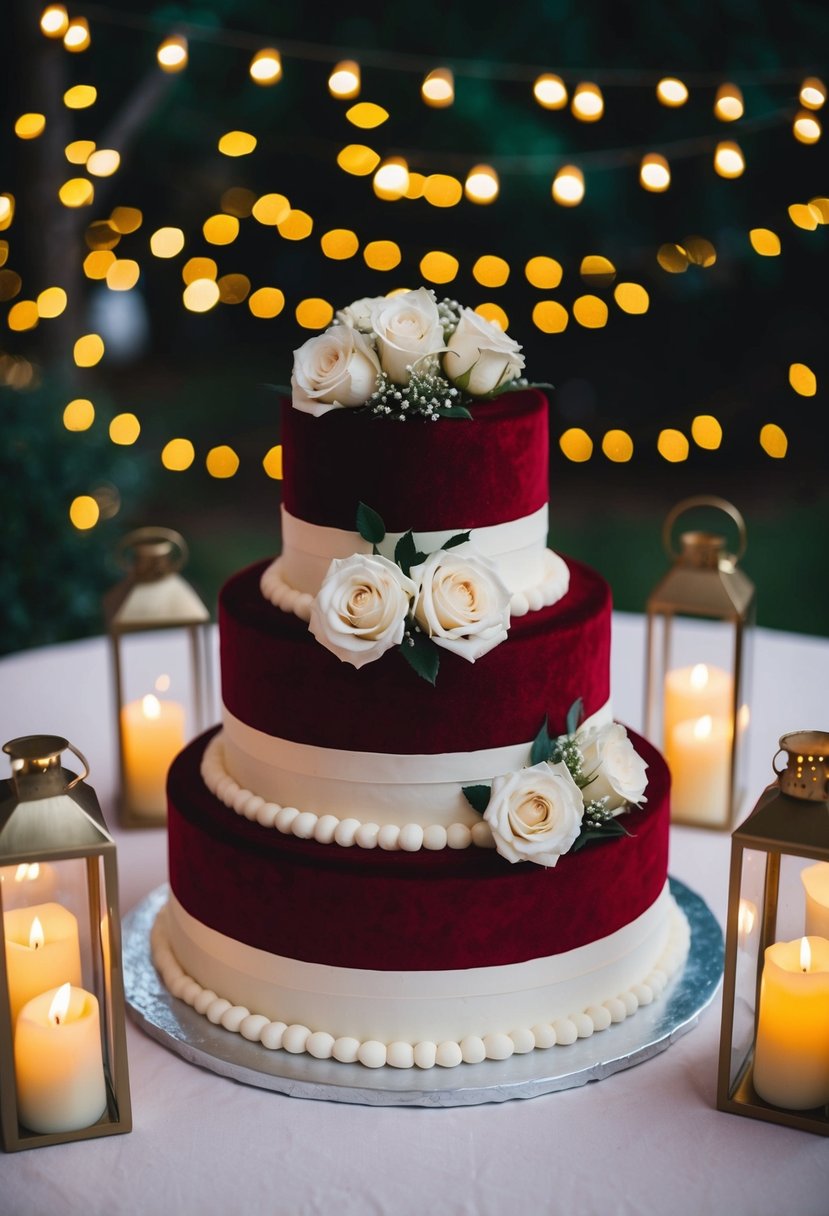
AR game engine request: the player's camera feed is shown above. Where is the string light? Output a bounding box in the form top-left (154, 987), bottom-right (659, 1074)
top-left (759, 423), bottom-right (787, 458)
top-left (63, 17), bottom-right (90, 52)
top-left (373, 157), bottom-right (409, 200)
top-left (423, 174), bottom-right (462, 207)
top-left (249, 48), bottom-right (282, 85)
top-left (63, 85), bottom-right (97, 110)
top-left (218, 130), bottom-right (257, 156)
top-left (552, 165), bottom-right (584, 206)
top-left (799, 77), bottom-right (826, 110)
top-left (464, 164), bottom-right (499, 204)
top-left (473, 255), bottom-right (510, 287)
top-left (714, 82), bottom-right (744, 121)
top-left (150, 227), bottom-right (185, 257)
top-left (713, 140), bottom-right (745, 178)
top-left (63, 399), bottom-right (95, 431)
top-left (602, 430), bottom-right (634, 462)
top-left (789, 363), bottom-right (817, 396)
top-left (793, 111), bottom-right (821, 143)
top-left (525, 256), bottom-right (562, 289)
top-left (346, 103), bottom-right (388, 129)
top-left (206, 445), bottom-right (240, 478)
top-left (69, 496), bottom-right (99, 530)
top-left (691, 415), bottom-right (723, 449)
top-left (571, 83), bottom-right (604, 122)
top-left (161, 439), bottom-right (195, 471)
top-left (40, 5), bottom-right (68, 38)
top-left (15, 113), bottom-right (46, 139)
top-left (656, 78), bottom-right (688, 107)
top-left (749, 228), bottom-right (781, 255)
top-left (157, 35), bottom-right (188, 73)
top-left (86, 150), bottom-right (120, 177)
top-left (421, 68), bottom-right (454, 108)
top-left (533, 74), bottom-right (567, 109)
top-left (657, 429), bottom-right (689, 462)
top-left (640, 153), bottom-right (670, 192)
top-left (328, 60), bottom-right (360, 99)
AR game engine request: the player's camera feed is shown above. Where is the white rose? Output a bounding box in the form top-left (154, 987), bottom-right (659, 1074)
top-left (292, 326), bottom-right (380, 417)
top-left (309, 554), bottom-right (416, 668)
top-left (336, 296), bottom-right (384, 333)
top-left (370, 287), bottom-right (445, 384)
top-left (443, 307), bottom-right (525, 397)
top-left (484, 762), bottom-right (584, 867)
top-left (578, 722), bottom-right (648, 811)
top-left (410, 542), bottom-right (511, 663)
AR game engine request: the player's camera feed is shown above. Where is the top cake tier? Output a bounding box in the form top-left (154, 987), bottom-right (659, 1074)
top-left (281, 388), bottom-right (549, 533)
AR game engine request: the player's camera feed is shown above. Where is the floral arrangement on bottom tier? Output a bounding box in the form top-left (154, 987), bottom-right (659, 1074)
top-left (463, 701), bottom-right (649, 868)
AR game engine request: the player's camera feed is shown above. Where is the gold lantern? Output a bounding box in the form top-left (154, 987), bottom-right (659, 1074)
top-left (644, 496), bottom-right (756, 830)
top-left (0, 736), bottom-right (132, 1151)
top-left (104, 527), bottom-right (212, 828)
top-left (717, 732), bottom-right (829, 1135)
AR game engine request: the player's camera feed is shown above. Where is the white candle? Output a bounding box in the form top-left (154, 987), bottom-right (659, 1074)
top-left (0, 862), bottom-right (58, 910)
top-left (664, 663), bottom-right (733, 744)
top-left (3, 902), bottom-right (82, 1027)
top-left (14, 982), bottom-right (107, 1134)
top-left (121, 692), bottom-right (185, 817)
top-left (802, 862), bottom-right (829, 938)
top-left (666, 713), bottom-right (732, 824)
top-left (753, 936), bottom-right (829, 1110)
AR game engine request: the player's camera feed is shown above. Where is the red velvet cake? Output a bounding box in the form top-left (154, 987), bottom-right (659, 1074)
top-left (154, 292), bottom-right (688, 1070)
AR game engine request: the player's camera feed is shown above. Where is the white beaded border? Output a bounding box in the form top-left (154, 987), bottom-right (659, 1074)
top-left (151, 901), bottom-right (690, 1070)
top-left (200, 732), bottom-right (497, 853)
top-left (259, 550), bottom-right (569, 623)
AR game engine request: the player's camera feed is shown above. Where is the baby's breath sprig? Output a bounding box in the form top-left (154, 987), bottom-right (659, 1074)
top-left (367, 365), bottom-right (471, 421)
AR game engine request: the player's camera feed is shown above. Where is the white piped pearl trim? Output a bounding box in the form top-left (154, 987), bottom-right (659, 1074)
top-left (151, 902), bottom-right (690, 1071)
top-left (200, 732), bottom-right (497, 853)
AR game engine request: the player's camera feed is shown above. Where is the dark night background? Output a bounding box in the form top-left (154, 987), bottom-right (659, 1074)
top-left (1, 0), bottom-right (827, 654)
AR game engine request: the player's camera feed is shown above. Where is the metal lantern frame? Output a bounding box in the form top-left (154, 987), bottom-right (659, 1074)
top-left (644, 496), bottom-right (756, 831)
top-left (0, 736), bottom-right (132, 1152)
top-left (716, 732), bottom-right (829, 1135)
top-left (104, 526), bottom-right (212, 829)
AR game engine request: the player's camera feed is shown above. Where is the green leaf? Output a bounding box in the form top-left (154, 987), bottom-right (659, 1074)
top-left (462, 784), bottom-right (491, 815)
top-left (435, 404), bottom-right (473, 419)
top-left (442, 531), bottom-right (471, 551)
top-left (263, 382), bottom-right (292, 397)
top-left (356, 502), bottom-right (385, 546)
top-left (572, 818), bottom-right (633, 852)
top-left (566, 697), bottom-right (584, 736)
top-left (400, 630), bottom-right (440, 685)
top-left (530, 716), bottom-right (554, 766)
top-left (394, 531), bottom-right (417, 576)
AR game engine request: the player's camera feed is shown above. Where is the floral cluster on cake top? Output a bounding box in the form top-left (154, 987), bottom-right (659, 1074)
top-left (291, 287), bottom-right (529, 420)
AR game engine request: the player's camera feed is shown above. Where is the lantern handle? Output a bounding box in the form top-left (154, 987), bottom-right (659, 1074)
top-left (662, 496), bottom-right (747, 562)
top-left (771, 748), bottom-right (787, 777)
top-left (115, 526), bottom-right (188, 574)
top-left (64, 742), bottom-right (90, 790)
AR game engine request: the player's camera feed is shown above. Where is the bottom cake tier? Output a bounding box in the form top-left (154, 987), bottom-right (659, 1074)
top-left (157, 730), bottom-right (689, 1069)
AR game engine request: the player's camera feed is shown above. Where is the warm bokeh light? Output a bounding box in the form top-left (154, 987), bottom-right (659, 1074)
top-left (475, 302), bottom-right (509, 330)
top-left (73, 333), bottom-right (104, 366)
top-left (473, 255), bottom-right (510, 288)
top-left (0, 268), bottom-right (22, 299)
top-left (182, 257), bottom-right (217, 284)
top-left (249, 48), bottom-right (282, 85)
top-left (580, 255), bottom-right (616, 286)
top-left (86, 149), bottom-right (120, 177)
top-left (423, 174), bottom-right (463, 208)
top-left (571, 82), bottom-right (603, 122)
top-left (59, 178), bottom-right (94, 207)
top-left (320, 229), bottom-right (359, 260)
top-left (532, 300), bottom-right (569, 333)
top-left (419, 250), bottom-right (459, 284)
top-left (533, 74), bottom-right (567, 109)
top-left (759, 423), bottom-right (788, 458)
top-left (684, 236), bottom-right (717, 267)
top-left (203, 214), bottom-right (240, 245)
top-left (799, 76), bottom-right (826, 110)
top-left (63, 85), bottom-right (97, 110)
top-left (183, 278), bottom-right (220, 312)
top-left (793, 111), bottom-right (821, 144)
top-left (788, 203), bottom-right (820, 231)
top-left (36, 286), bottom-right (67, 318)
top-left (656, 77), bottom-right (688, 107)
top-left (206, 445), bottom-right (240, 478)
top-left (83, 250), bottom-right (115, 279)
top-left (346, 102), bottom-right (388, 129)
top-left (789, 363), bottom-right (817, 396)
top-left (713, 141), bottom-right (745, 178)
top-left (248, 287), bottom-right (285, 318)
top-left (602, 429), bottom-right (634, 462)
top-left (161, 438), bottom-right (195, 471)
top-left (337, 144), bottom-right (380, 176)
top-left (263, 445), bottom-right (284, 479)
top-left (0, 194), bottom-right (13, 228)
top-left (525, 256), bottom-right (562, 289)
top-left (110, 206), bottom-right (142, 234)
top-left (552, 165), bottom-right (584, 206)
top-left (691, 415), bottom-right (723, 449)
top-left (109, 413), bottom-right (140, 445)
top-left (613, 282), bottom-right (650, 314)
top-left (809, 196), bottom-right (829, 222)
top-left (422, 68), bottom-right (454, 108)
top-left (106, 259), bottom-right (140, 291)
top-left (7, 301), bottom-right (38, 331)
top-left (69, 495), bottom-right (99, 530)
top-left (40, 5), bottom-right (69, 38)
top-left (657, 243), bottom-right (689, 273)
top-left (657, 429), bottom-right (689, 462)
top-left (464, 164), bottom-right (499, 204)
top-left (363, 240), bottom-right (401, 270)
top-left (405, 172), bottom-right (426, 199)
top-left (157, 35), bottom-right (188, 72)
top-left (559, 428), bottom-right (593, 462)
top-left (65, 139), bottom-right (96, 164)
top-left (15, 113), bottom-right (46, 139)
top-left (329, 60), bottom-right (360, 99)
top-left (217, 274), bottom-right (251, 304)
top-left (252, 193), bottom-right (291, 225)
top-left (296, 297), bottom-right (334, 328)
top-left (219, 130), bottom-right (257, 157)
top-left (714, 82), bottom-right (744, 121)
top-left (277, 209), bottom-right (313, 240)
top-left (749, 228), bottom-right (781, 256)
top-left (150, 227), bottom-right (185, 258)
top-left (63, 398), bottom-right (95, 431)
top-left (64, 16), bottom-right (90, 52)
top-left (573, 295), bottom-right (608, 328)
top-left (640, 152), bottom-right (670, 192)
top-left (373, 158), bottom-right (410, 200)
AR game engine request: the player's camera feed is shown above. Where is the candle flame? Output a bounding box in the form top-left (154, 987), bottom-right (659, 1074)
top-left (800, 936), bottom-right (811, 972)
top-left (690, 663), bottom-right (709, 690)
top-left (48, 981), bottom-right (72, 1025)
top-left (155, 673), bottom-right (171, 693)
top-left (737, 899), bottom-right (756, 937)
top-left (142, 693), bottom-right (161, 720)
top-left (694, 714), bottom-right (713, 741)
top-left (29, 915), bottom-right (45, 950)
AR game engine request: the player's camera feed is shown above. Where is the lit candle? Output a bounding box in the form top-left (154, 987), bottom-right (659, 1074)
top-left (802, 862), bottom-right (829, 938)
top-left (666, 713), bottom-right (732, 824)
top-left (0, 861), bottom-right (58, 909)
top-left (753, 937), bottom-right (829, 1109)
top-left (663, 662), bottom-right (733, 744)
top-left (120, 692), bottom-right (185, 817)
top-left (14, 982), bottom-right (107, 1134)
top-left (737, 898), bottom-right (757, 952)
top-left (4, 902), bottom-right (82, 1026)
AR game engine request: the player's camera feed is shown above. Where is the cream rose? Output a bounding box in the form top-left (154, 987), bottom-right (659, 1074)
top-left (309, 554), bottom-right (415, 668)
top-left (292, 326), bottom-right (381, 417)
top-left (410, 543), bottom-right (511, 663)
top-left (443, 307), bottom-right (525, 397)
top-left (336, 296), bottom-right (384, 333)
top-left (484, 761), bottom-right (584, 867)
top-left (578, 722), bottom-right (648, 811)
top-left (370, 287), bottom-right (445, 385)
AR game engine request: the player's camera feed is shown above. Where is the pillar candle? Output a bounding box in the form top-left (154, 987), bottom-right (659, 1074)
top-left (3, 902), bottom-right (82, 1026)
top-left (753, 936), bottom-right (829, 1110)
top-left (666, 714), bottom-right (732, 824)
top-left (663, 663), bottom-right (733, 745)
top-left (14, 983), bottom-right (107, 1134)
top-left (801, 862), bottom-right (829, 938)
top-left (121, 693), bottom-right (185, 817)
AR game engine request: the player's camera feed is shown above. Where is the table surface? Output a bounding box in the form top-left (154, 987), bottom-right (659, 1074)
top-left (0, 618), bottom-right (827, 1216)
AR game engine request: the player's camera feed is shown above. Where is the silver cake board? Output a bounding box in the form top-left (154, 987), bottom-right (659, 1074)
top-left (124, 878), bottom-right (723, 1108)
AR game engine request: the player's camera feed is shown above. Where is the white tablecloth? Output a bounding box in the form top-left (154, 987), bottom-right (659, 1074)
top-left (1, 619), bottom-right (827, 1215)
